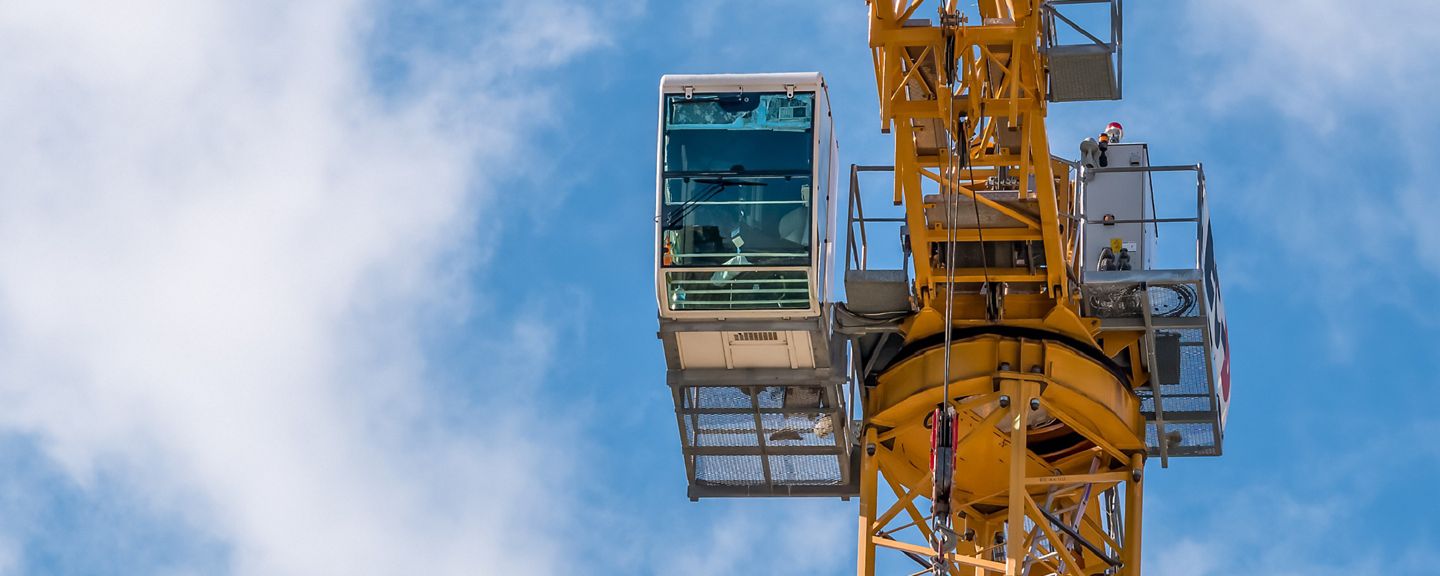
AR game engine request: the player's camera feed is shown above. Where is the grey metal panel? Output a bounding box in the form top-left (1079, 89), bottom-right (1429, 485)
top-left (1081, 143), bottom-right (1151, 271)
top-left (1048, 44), bottom-right (1119, 101)
top-left (844, 269), bottom-right (912, 314)
top-left (657, 315), bottom-right (835, 369)
top-left (834, 325), bottom-right (905, 336)
top-left (1153, 331), bottom-right (1181, 385)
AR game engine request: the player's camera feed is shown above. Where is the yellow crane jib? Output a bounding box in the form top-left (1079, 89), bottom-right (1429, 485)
top-left (652, 2), bottom-right (1232, 575)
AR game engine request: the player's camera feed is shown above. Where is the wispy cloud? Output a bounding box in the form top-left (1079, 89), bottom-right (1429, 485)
top-left (0, 0), bottom-right (623, 574)
top-left (1185, 0), bottom-right (1440, 130)
top-left (1148, 453), bottom-right (1440, 576)
top-left (1169, 0), bottom-right (1440, 348)
top-left (654, 502), bottom-right (853, 576)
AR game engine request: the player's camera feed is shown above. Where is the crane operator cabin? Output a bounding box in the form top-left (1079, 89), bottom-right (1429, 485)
top-left (657, 73), bottom-right (838, 319)
top-left (655, 73), bottom-right (850, 497)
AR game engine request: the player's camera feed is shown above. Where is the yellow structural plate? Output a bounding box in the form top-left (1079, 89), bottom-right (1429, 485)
top-left (867, 334), bottom-right (1144, 495)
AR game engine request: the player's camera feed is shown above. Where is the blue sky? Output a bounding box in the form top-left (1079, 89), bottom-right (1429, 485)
top-left (0, 1), bottom-right (1436, 575)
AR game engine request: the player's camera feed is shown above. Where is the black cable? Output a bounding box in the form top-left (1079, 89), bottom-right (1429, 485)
top-left (661, 181), bottom-right (725, 230)
top-left (963, 116), bottom-right (991, 288)
top-left (662, 178), bottom-right (769, 231)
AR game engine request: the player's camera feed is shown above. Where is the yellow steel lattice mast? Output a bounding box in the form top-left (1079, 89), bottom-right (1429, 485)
top-left (857, 1), bottom-right (1156, 574)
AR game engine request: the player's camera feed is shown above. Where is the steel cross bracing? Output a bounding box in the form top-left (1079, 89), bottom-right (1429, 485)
top-left (856, 1), bottom-right (1149, 575)
top-left (855, 342), bottom-right (1147, 576)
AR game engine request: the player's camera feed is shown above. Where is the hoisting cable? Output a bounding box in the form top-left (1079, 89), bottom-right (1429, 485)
top-left (930, 9), bottom-right (962, 574)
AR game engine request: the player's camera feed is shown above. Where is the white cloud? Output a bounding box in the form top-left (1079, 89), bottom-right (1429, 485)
top-left (0, 0), bottom-right (619, 574)
top-left (656, 502), bottom-right (853, 576)
top-left (1146, 481), bottom-right (1440, 576)
top-left (1171, 0), bottom-right (1440, 344)
top-left (1186, 0), bottom-right (1440, 130)
top-left (1147, 417), bottom-right (1440, 576)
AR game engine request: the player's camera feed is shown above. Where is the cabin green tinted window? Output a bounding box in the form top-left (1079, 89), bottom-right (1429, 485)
top-left (660, 92), bottom-right (816, 311)
top-left (663, 93), bottom-right (814, 175)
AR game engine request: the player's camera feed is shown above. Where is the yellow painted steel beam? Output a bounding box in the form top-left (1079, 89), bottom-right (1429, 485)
top-left (1025, 471), bottom-right (1129, 486)
top-left (929, 228), bottom-right (1044, 242)
top-left (1003, 380), bottom-right (1025, 573)
top-left (870, 470), bottom-right (930, 532)
top-left (1124, 453), bottom-right (1145, 575)
top-left (858, 1), bottom-right (1149, 574)
top-left (856, 427), bottom-right (878, 576)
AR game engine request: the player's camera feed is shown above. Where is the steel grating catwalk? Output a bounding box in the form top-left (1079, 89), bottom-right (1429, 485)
top-left (1048, 44), bottom-right (1119, 102)
top-left (1145, 421), bottom-right (1218, 457)
top-left (769, 454), bottom-right (843, 484)
top-left (1086, 276), bottom-right (1223, 457)
top-left (674, 382), bottom-right (857, 498)
top-left (695, 455), bottom-right (764, 485)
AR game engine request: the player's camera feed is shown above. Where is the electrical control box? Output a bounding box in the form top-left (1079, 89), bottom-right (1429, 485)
top-left (1082, 143), bottom-right (1154, 272)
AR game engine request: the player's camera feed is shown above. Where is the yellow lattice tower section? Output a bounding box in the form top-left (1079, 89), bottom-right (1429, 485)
top-left (859, 1), bottom-right (1149, 574)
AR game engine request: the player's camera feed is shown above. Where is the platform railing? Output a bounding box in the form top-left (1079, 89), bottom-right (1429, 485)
top-left (838, 165), bottom-right (912, 452)
top-left (1078, 163), bottom-right (1223, 463)
top-left (1041, 0), bottom-right (1123, 101)
top-left (845, 164), bottom-right (906, 274)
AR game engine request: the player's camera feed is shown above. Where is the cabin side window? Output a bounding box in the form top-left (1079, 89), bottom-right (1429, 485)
top-left (660, 92), bottom-right (815, 311)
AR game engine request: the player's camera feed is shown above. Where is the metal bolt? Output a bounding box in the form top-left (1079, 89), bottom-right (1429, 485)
top-left (998, 362), bottom-right (1012, 371)
top-left (867, 443), bottom-right (877, 457)
top-left (998, 396), bottom-right (1011, 408)
top-left (963, 529), bottom-right (976, 542)
top-left (1132, 468), bottom-right (1143, 482)
top-left (1030, 398), bottom-right (1040, 411)
top-left (1030, 365), bottom-right (1044, 374)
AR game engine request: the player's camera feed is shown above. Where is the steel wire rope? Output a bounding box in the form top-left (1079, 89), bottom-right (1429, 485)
top-left (931, 43), bottom-right (997, 574)
top-left (931, 17), bottom-right (994, 572)
top-left (930, 20), bottom-right (961, 575)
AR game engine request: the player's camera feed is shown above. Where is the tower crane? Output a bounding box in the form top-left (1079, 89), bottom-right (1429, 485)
top-left (652, 2), bottom-right (1231, 574)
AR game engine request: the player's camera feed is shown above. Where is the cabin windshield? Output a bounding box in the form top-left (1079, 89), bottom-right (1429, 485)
top-left (660, 92), bottom-right (816, 311)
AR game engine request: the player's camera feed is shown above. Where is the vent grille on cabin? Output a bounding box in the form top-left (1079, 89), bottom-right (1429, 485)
top-left (733, 331), bottom-right (780, 342)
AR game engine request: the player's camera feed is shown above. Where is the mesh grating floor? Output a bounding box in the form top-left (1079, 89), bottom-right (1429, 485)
top-left (686, 413), bottom-right (760, 447)
top-left (675, 382), bottom-right (852, 493)
top-left (1089, 276), bottom-right (1223, 458)
top-left (1048, 45), bottom-right (1119, 102)
top-left (768, 455), bottom-right (843, 485)
top-left (1145, 421), bottom-right (1219, 457)
top-left (1140, 394), bottom-right (1211, 414)
top-left (684, 386), bottom-right (753, 409)
top-left (695, 455), bottom-right (765, 486)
